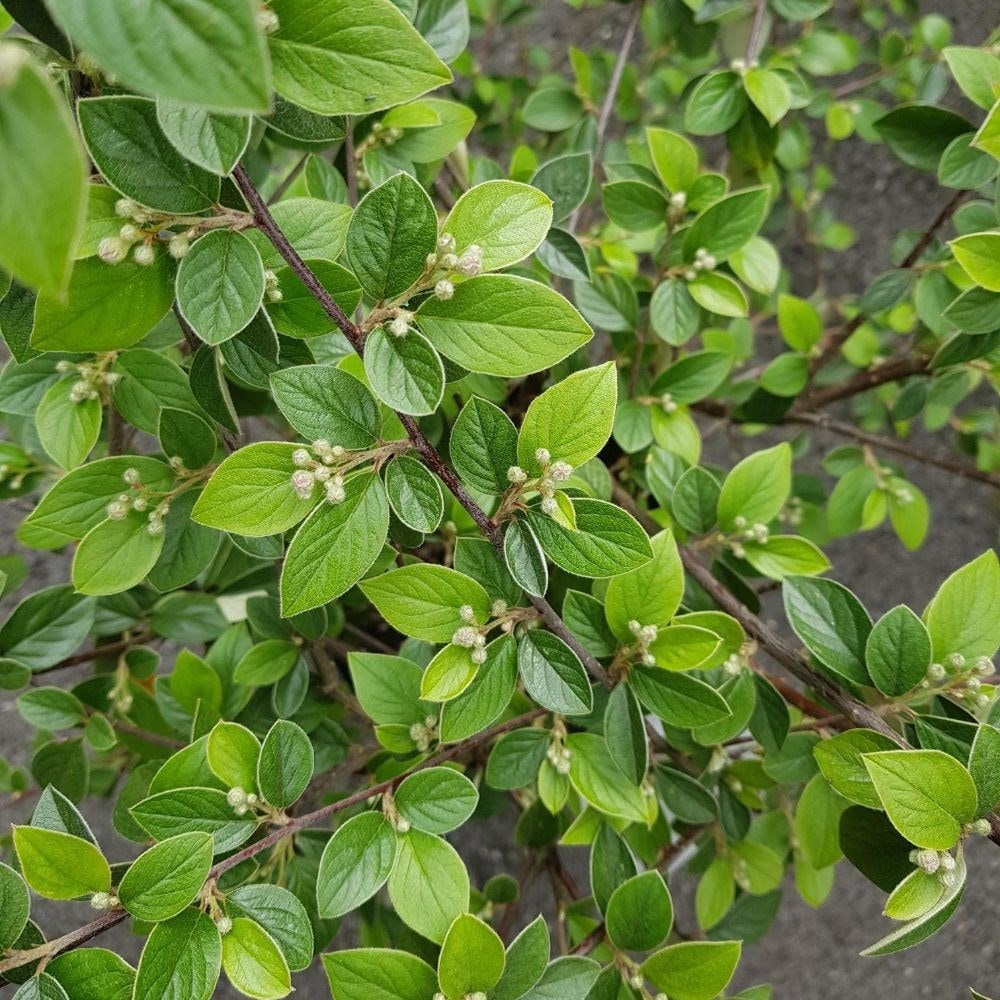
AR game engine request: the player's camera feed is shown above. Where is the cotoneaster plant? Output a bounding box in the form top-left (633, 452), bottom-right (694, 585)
top-left (0, 1), bottom-right (998, 999)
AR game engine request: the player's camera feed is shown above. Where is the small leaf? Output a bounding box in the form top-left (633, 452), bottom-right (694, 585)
top-left (866, 605), bottom-right (932, 696)
top-left (117, 832), bottom-right (213, 923)
top-left (316, 812), bottom-right (397, 919)
top-left (438, 913), bottom-right (505, 998)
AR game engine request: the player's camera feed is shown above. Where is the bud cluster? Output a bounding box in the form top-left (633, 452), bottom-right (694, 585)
top-left (668, 190), bottom-right (687, 224)
top-left (507, 449), bottom-right (574, 519)
top-left (290, 440), bottom-right (350, 504)
top-left (911, 848), bottom-right (962, 887)
top-left (682, 246), bottom-right (717, 282)
top-left (106, 467), bottom-right (171, 535)
top-left (256, 3), bottom-right (280, 32)
top-left (723, 641), bottom-right (754, 677)
top-left (731, 516), bottom-right (770, 556)
top-left (546, 739), bottom-right (572, 775)
top-left (425, 234), bottom-right (484, 300)
top-left (408, 714), bottom-right (439, 754)
top-left (226, 786), bottom-right (260, 816)
top-left (90, 891), bottom-right (119, 911)
top-left (264, 268), bottom-right (282, 303)
top-left (777, 496), bottom-right (804, 527)
top-left (452, 604), bottom-right (489, 665)
top-left (660, 391), bottom-right (678, 414)
top-left (56, 359), bottom-right (121, 403)
top-left (924, 652), bottom-right (994, 708)
top-left (628, 619), bottom-right (659, 667)
top-left (388, 310), bottom-right (413, 338)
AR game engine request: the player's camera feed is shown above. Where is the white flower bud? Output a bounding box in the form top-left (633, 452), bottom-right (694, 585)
top-left (731, 542), bottom-right (746, 559)
top-left (702, 254), bottom-right (717, 270)
top-left (684, 268), bottom-right (698, 281)
top-left (452, 626), bottom-right (478, 648)
top-left (106, 500), bottom-right (128, 521)
top-left (90, 891), bottom-right (117, 911)
top-left (291, 469), bottom-right (315, 499)
top-left (132, 243), bottom-right (156, 266)
top-left (115, 197), bottom-right (139, 218)
top-left (263, 268), bottom-right (279, 289)
top-left (132, 496), bottom-right (147, 512)
top-left (227, 787), bottom-right (248, 808)
top-left (947, 652), bottom-right (966, 670)
top-left (642, 652), bottom-right (656, 666)
top-left (471, 646), bottom-right (488, 665)
top-left (455, 244), bottom-right (483, 276)
top-left (638, 624), bottom-right (658, 645)
top-left (292, 448), bottom-right (311, 468)
top-left (216, 915), bottom-right (233, 935)
top-left (168, 234), bottom-right (190, 259)
top-left (459, 604), bottom-right (476, 623)
top-left (534, 447), bottom-right (551, 465)
top-left (437, 233), bottom-right (456, 254)
top-left (974, 818), bottom-right (992, 836)
top-left (147, 517), bottom-right (164, 536)
top-left (975, 656), bottom-right (994, 676)
top-left (660, 393), bottom-right (677, 413)
top-left (119, 223), bottom-right (139, 242)
top-left (98, 236), bottom-right (129, 264)
top-left (102, 371), bottom-right (122, 387)
top-left (490, 599), bottom-right (508, 618)
top-left (669, 192), bottom-right (686, 209)
top-left (549, 460), bottom-right (573, 482)
top-left (389, 315), bottom-right (409, 338)
top-left (927, 662), bottom-right (946, 681)
top-left (730, 57), bottom-right (747, 72)
top-left (266, 287), bottom-right (283, 303)
top-left (940, 871), bottom-right (957, 888)
top-left (938, 852), bottom-right (956, 872)
top-left (915, 848), bottom-right (939, 874)
top-left (434, 279), bottom-right (454, 300)
top-left (395, 817), bottom-right (411, 834)
top-left (440, 253), bottom-right (459, 269)
top-left (507, 465), bottom-right (527, 484)
top-left (540, 496), bottom-right (558, 515)
top-left (325, 481), bottom-right (346, 504)
top-left (425, 252), bottom-right (438, 270)
top-left (628, 619), bottom-right (642, 635)
top-left (256, 6), bottom-right (280, 32)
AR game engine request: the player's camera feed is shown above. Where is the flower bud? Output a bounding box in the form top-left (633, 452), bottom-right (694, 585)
top-left (291, 469), bottom-right (315, 499)
top-left (437, 233), bottom-right (456, 254)
top-left (440, 253), bottom-right (459, 269)
top-left (98, 236), bottom-right (129, 264)
top-left (452, 626), bottom-right (478, 648)
top-left (550, 460), bottom-right (573, 482)
top-left (90, 891), bottom-right (118, 911)
top-left (147, 517), bottom-right (164, 536)
top-left (133, 243), bottom-right (156, 266)
top-left (168, 234), bottom-right (190, 259)
top-left (927, 662), bottom-right (946, 681)
top-left (257, 6), bottom-right (280, 32)
top-left (106, 500), bottom-right (128, 521)
top-left (915, 848), bottom-right (939, 874)
top-left (132, 496), bottom-right (148, 512)
top-left (389, 315), bottom-right (409, 338)
top-left (471, 646), bottom-right (488, 665)
top-left (669, 192), bottom-right (686, 209)
top-left (292, 448), bottom-right (311, 468)
top-left (216, 915), bottom-right (233, 935)
top-left (507, 465), bottom-right (527, 484)
top-left (534, 447), bottom-right (551, 464)
top-left (974, 656), bottom-right (994, 676)
top-left (947, 652), bottom-right (966, 670)
top-left (459, 604), bottom-right (476, 623)
top-left (395, 817), bottom-right (411, 834)
top-left (115, 197), bottom-right (140, 218)
top-left (974, 818), bottom-right (992, 836)
top-left (434, 279), bottom-right (454, 300)
top-left (119, 223), bottom-right (140, 242)
top-left (227, 787), bottom-right (248, 809)
top-left (540, 495), bottom-right (558, 515)
top-left (490, 599), bottom-right (508, 617)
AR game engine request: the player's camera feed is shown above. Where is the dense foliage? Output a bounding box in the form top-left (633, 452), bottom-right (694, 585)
top-left (0, 0), bottom-right (999, 998)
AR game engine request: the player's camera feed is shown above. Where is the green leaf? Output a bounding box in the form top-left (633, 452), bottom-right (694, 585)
top-left (815, 729), bottom-right (899, 808)
top-left (564, 732), bottom-right (648, 823)
top-left (526, 498), bottom-right (653, 579)
top-left (486, 728), bottom-right (549, 790)
top-left (71, 510), bottom-right (165, 596)
top-left (688, 271), bottom-right (748, 317)
top-left (360, 564), bottom-right (491, 641)
top-left (46, 949), bottom-right (134, 1000)
top-left (943, 47), bottom-right (1000, 110)
top-left (683, 188), bottom-right (769, 262)
top-left (517, 629), bottom-right (593, 716)
top-left (364, 327), bottom-right (445, 416)
top-left (490, 916), bottom-right (549, 1000)
top-left (717, 443), bottom-right (791, 530)
top-left (794, 774), bottom-right (847, 869)
top-left (348, 651), bottom-right (429, 726)
top-left (36, 379), bottom-right (101, 470)
top-left (421, 642), bottom-right (480, 702)
top-left (192, 442), bottom-right (318, 536)
top-left (0, 861), bottom-right (30, 952)
top-left (247, 198), bottom-right (352, 268)
top-left (744, 68), bottom-right (791, 125)
top-left (233, 639), bottom-right (299, 687)
top-left (969, 724), bottom-right (1000, 816)
top-left (207, 722), bottom-right (261, 791)
top-left (0, 585), bottom-right (95, 670)
top-left (221, 917), bottom-right (291, 1000)
top-left (873, 104), bottom-right (971, 172)
top-left (642, 941), bottom-right (741, 1000)
top-left (46, 0), bottom-right (270, 111)
top-left (741, 536), bottom-right (831, 581)
top-left (280, 471), bottom-right (390, 615)
top-left (317, 812), bottom-right (397, 918)
top-left (531, 152), bottom-right (592, 224)
top-left (158, 408), bottom-right (217, 470)
top-left (268, 258), bottom-right (362, 337)
top-left (605, 530), bottom-right (684, 641)
top-left (604, 683), bottom-right (648, 786)
top-left (117, 832), bottom-right (213, 923)
top-left (258, 720), bottom-right (314, 809)
top-left (782, 576), bottom-right (873, 685)
top-left (78, 97), bottom-right (220, 212)
top-left (607, 871), bottom-right (673, 952)
top-left (0, 56), bottom-right (86, 295)
top-left (860, 851), bottom-right (966, 956)
top-left (685, 71), bottom-right (747, 135)
top-left (346, 172), bottom-right (437, 299)
top-left (394, 767), bottom-right (478, 835)
top-left (112, 348), bottom-right (203, 432)
top-left (654, 351), bottom-right (731, 404)
top-left (227, 884), bottom-right (313, 972)
top-left (32, 256), bottom-right (175, 352)
top-left (924, 550), bottom-right (1000, 661)
top-left (387, 828), bottom-right (470, 943)
top-left (439, 634), bottom-right (518, 743)
top-left (866, 605), bottom-right (932, 696)
top-left (416, 274), bottom-right (592, 377)
top-left (439, 913), bottom-right (505, 998)
top-left (629, 668), bottom-right (731, 728)
top-left (175, 230), bottom-right (264, 345)
top-left (647, 128), bottom-right (699, 192)
top-left (672, 468), bottom-right (720, 534)
top-left (450, 396), bottom-right (518, 495)
top-left (863, 750), bottom-right (978, 849)
top-left (385, 456), bottom-right (443, 533)
top-left (270, 364), bottom-right (381, 448)
top-left (155, 101), bottom-right (252, 175)
top-left (133, 909), bottom-right (221, 1000)
top-left (503, 519), bottom-right (548, 597)
top-left (695, 858), bottom-right (734, 932)
top-left (650, 279), bottom-right (700, 346)
top-left (517, 362), bottom-right (616, 473)
top-left (884, 869), bottom-right (944, 921)
top-left (322, 949), bottom-right (437, 1000)
top-left (130, 787), bottom-right (257, 853)
top-left (12, 826), bottom-right (110, 899)
top-left (951, 233), bottom-right (1000, 292)
top-left (602, 181), bottom-right (668, 232)
top-left (11, 973), bottom-right (70, 1000)
top-left (268, 0), bottom-right (451, 115)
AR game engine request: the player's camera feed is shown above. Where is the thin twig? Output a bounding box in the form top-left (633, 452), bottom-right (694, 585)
top-left (795, 355), bottom-right (929, 411)
top-left (266, 153), bottom-right (308, 205)
top-left (32, 634), bottom-right (155, 676)
top-left (744, 0), bottom-right (768, 63)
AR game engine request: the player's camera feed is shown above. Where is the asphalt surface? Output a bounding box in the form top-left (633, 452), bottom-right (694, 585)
top-left (2, 2), bottom-right (999, 996)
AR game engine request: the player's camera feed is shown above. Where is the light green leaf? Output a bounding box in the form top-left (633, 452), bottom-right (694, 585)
top-left (744, 68), bottom-right (791, 125)
top-left (317, 812), bottom-right (397, 918)
top-left (387, 828), bottom-right (470, 943)
top-left (866, 605), bottom-right (932, 696)
top-left (36, 378), bottom-right (101, 470)
top-left (364, 327), bottom-right (445, 416)
top-left (924, 551), bottom-right (1000, 661)
top-left (133, 910), bottom-right (221, 1000)
top-left (155, 101), bottom-right (251, 175)
top-left (646, 127), bottom-right (699, 192)
top-left (794, 774), bottom-right (847, 869)
top-left (0, 56), bottom-right (86, 295)
top-left (741, 535), bottom-right (831, 581)
top-left (943, 47), bottom-right (1000, 110)
top-left (221, 918), bottom-right (291, 1000)
top-left (321, 949), bottom-right (437, 1000)
top-left (864, 750), bottom-right (978, 849)
top-left (247, 198), bottom-right (352, 268)
top-left (207, 722), bottom-right (261, 792)
top-left (227, 884), bottom-right (314, 972)
top-left (438, 913), bottom-right (505, 998)
top-left (0, 861), bottom-right (29, 952)
top-left (605, 530), bottom-right (684, 641)
top-left (641, 941), bottom-right (742, 1000)
top-left (280, 471), bottom-right (389, 615)
top-left (416, 274), bottom-right (592, 377)
top-left (815, 729), bottom-right (900, 808)
top-left (71, 510), bottom-right (165, 597)
top-left (629, 668), bottom-right (731, 728)
top-left (421, 642), bottom-right (480, 702)
top-left (969, 724), bottom-right (1000, 816)
top-left (717, 443), bottom-right (791, 530)
top-left (951, 233), bottom-right (1000, 291)
top-left (517, 362), bottom-right (616, 473)
top-left (607, 871), bottom-right (673, 952)
top-left (130, 787), bottom-right (257, 853)
top-left (565, 732), bottom-right (648, 823)
top-left (258, 720), bottom-right (314, 809)
top-left (268, 0), bottom-right (451, 115)
top-left (12, 826), bottom-right (110, 899)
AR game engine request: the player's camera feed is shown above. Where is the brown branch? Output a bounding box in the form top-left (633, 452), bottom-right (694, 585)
top-left (0, 708), bottom-right (547, 977)
top-left (794, 355), bottom-right (929, 412)
top-left (266, 154), bottom-right (308, 206)
top-left (230, 166), bottom-right (610, 688)
top-left (808, 189), bottom-right (965, 375)
top-left (787, 412), bottom-right (1000, 488)
top-left (31, 634), bottom-right (155, 676)
top-left (744, 0), bottom-right (768, 63)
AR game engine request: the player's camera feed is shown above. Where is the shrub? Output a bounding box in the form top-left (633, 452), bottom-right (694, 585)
top-left (0, 1), bottom-right (998, 998)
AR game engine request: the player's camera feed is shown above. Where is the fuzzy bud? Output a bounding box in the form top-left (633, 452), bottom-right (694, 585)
top-left (115, 197), bottom-right (140, 218)
top-left (490, 599), bottom-right (508, 618)
top-left (550, 460), bottom-right (573, 482)
top-left (437, 233), bottom-right (456, 254)
top-left (471, 646), bottom-right (488, 665)
top-left (389, 314), bottom-right (410, 338)
top-left (534, 447), bottom-right (551, 465)
top-left (168, 234), bottom-right (190, 259)
top-left (939, 870), bottom-right (957, 888)
top-left (227, 787), bottom-right (248, 809)
top-left (90, 891), bottom-right (118, 911)
top-left (257, 6), bottom-right (280, 32)
top-left (455, 244), bottom-right (483, 276)
top-left (974, 818), bottom-right (992, 836)
top-left (540, 495), bottom-right (558, 515)
top-left (974, 656), bottom-right (994, 676)
top-left (395, 817), bottom-right (411, 834)
top-left (325, 481), bottom-right (346, 504)
top-left (507, 465), bottom-right (527, 484)
top-left (106, 500), bottom-right (129, 521)
top-left (660, 392), bottom-right (678, 413)
top-left (459, 604), bottom-right (476, 624)
top-left (291, 469), bottom-right (315, 499)
top-left (927, 662), bottom-right (946, 681)
top-left (434, 279), bottom-right (454, 300)
top-left (216, 915), bottom-right (233, 935)
top-left (133, 243), bottom-right (156, 266)
top-left (452, 626), bottom-right (478, 648)
top-left (947, 652), bottom-right (966, 670)
top-left (98, 236), bottom-right (129, 264)
top-left (147, 517), bottom-right (164, 536)
top-left (915, 848), bottom-right (940, 874)
top-left (292, 448), bottom-right (311, 468)
top-left (119, 223), bottom-right (140, 242)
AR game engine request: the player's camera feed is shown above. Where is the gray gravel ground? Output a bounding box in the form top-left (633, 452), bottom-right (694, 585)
top-left (3, 1), bottom-right (1000, 997)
